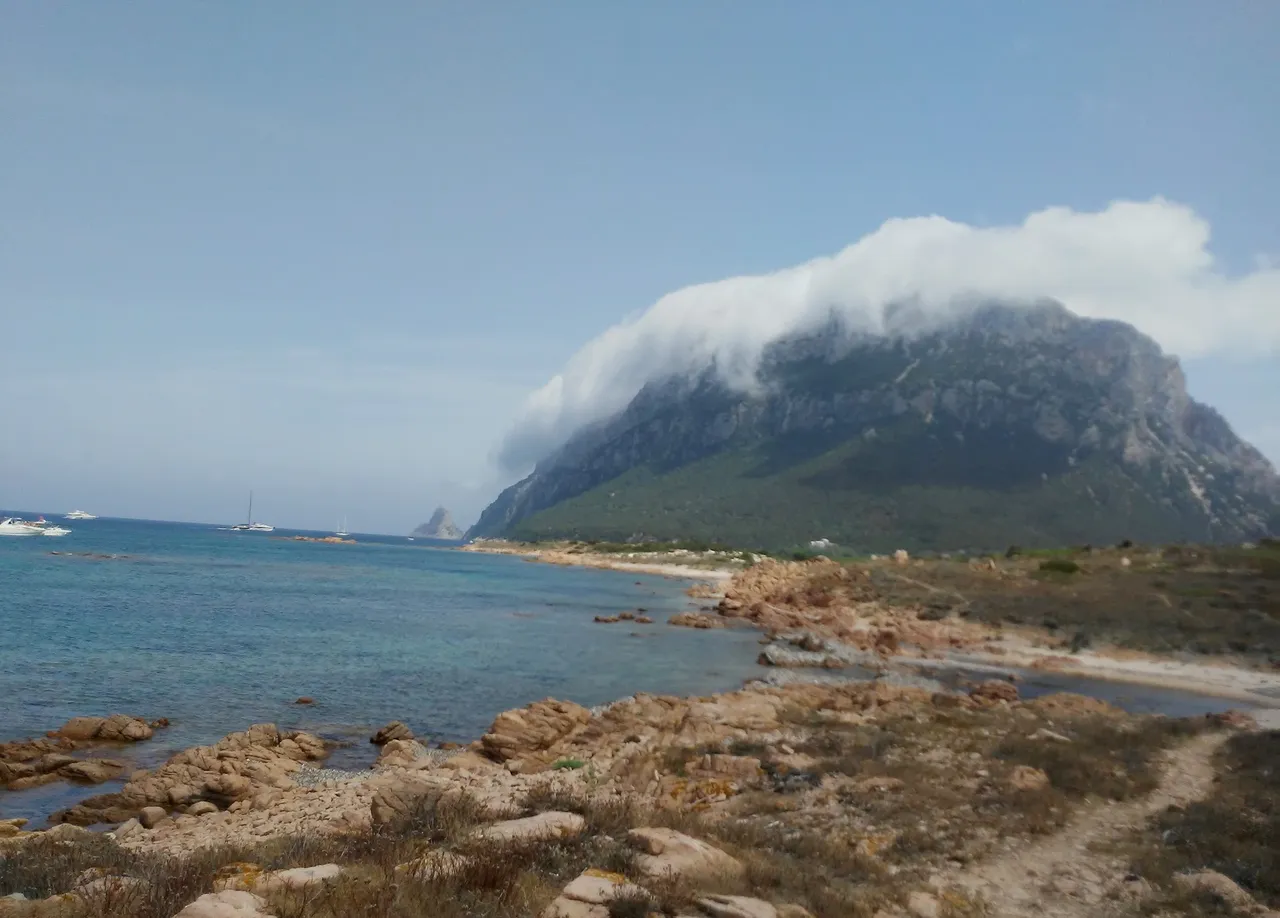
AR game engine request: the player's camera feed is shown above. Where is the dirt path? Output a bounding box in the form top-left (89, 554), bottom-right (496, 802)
top-left (942, 731), bottom-right (1227, 917)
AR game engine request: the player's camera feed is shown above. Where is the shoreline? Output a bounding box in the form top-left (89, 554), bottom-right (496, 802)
top-left (462, 543), bottom-right (1280, 707)
top-left (940, 642), bottom-right (1280, 709)
top-left (459, 541), bottom-right (737, 584)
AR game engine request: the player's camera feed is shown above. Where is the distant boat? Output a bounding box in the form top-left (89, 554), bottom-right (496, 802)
top-left (229, 491), bottom-right (274, 532)
top-left (65, 510), bottom-right (97, 520)
top-left (335, 517), bottom-right (349, 537)
top-left (0, 518), bottom-right (42, 537)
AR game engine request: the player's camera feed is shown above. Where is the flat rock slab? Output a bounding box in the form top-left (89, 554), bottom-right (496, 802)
top-left (628, 828), bottom-right (744, 883)
top-left (697, 896), bottom-right (782, 918)
top-left (172, 890), bottom-right (274, 918)
top-left (475, 811), bottom-right (585, 844)
top-left (540, 869), bottom-right (649, 918)
top-left (214, 864), bottom-right (342, 894)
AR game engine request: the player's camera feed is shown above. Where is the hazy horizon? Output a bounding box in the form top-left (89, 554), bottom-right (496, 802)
top-left (3, 3), bottom-right (1277, 533)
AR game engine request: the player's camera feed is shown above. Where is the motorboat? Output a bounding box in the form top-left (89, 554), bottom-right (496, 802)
top-left (17, 517), bottom-right (72, 537)
top-left (65, 510), bottom-right (97, 520)
top-left (0, 518), bottom-right (43, 537)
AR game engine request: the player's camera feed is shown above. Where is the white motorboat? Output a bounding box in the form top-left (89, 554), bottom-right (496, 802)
top-left (0, 518), bottom-right (43, 537)
top-left (229, 492), bottom-right (274, 532)
top-left (18, 517), bottom-right (72, 537)
top-left (65, 510), bottom-right (97, 520)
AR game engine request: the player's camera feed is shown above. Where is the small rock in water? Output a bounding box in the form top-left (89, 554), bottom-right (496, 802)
top-left (294, 697), bottom-right (315, 705)
top-left (370, 721), bottom-right (413, 745)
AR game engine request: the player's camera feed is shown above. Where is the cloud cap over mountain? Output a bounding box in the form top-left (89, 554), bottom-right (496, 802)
top-left (499, 198), bottom-right (1280, 472)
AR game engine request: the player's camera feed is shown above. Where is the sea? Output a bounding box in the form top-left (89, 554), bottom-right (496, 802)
top-left (0, 515), bottom-right (1245, 825)
top-left (0, 516), bottom-right (765, 822)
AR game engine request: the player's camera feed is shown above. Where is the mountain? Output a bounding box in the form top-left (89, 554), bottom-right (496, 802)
top-left (412, 507), bottom-right (464, 540)
top-left (471, 301), bottom-right (1280, 552)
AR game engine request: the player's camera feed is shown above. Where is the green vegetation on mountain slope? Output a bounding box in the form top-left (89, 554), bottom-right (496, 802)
top-left (505, 425), bottom-right (1206, 553)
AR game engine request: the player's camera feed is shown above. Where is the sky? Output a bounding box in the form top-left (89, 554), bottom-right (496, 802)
top-left (2, 2), bottom-right (1277, 533)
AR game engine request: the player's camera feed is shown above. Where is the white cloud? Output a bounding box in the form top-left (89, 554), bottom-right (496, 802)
top-left (500, 198), bottom-right (1280, 471)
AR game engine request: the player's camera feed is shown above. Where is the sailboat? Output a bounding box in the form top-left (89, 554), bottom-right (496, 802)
top-left (335, 517), bottom-right (349, 538)
top-left (230, 492), bottom-right (274, 532)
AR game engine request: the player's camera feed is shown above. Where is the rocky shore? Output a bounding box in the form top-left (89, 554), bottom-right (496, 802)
top-left (1, 716), bottom-right (169, 795)
top-left (676, 554), bottom-right (1280, 707)
top-left (3, 675), bottom-right (1277, 917)
top-left (3, 552), bottom-right (1279, 917)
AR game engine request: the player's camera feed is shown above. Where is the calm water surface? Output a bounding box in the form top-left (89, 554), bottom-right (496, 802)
top-left (0, 517), bottom-right (763, 822)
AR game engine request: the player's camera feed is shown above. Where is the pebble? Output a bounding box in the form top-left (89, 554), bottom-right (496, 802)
top-left (293, 766), bottom-right (370, 788)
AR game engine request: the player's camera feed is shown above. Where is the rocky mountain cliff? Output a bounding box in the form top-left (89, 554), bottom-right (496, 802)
top-left (471, 301), bottom-right (1280, 551)
top-left (412, 507), bottom-right (464, 540)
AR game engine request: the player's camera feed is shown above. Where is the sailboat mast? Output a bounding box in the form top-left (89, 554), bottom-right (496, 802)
top-left (248, 491), bottom-right (253, 525)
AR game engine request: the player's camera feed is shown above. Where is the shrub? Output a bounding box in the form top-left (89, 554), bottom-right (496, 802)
top-left (551, 758), bottom-right (585, 771)
top-left (1039, 558), bottom-right (1081, 574)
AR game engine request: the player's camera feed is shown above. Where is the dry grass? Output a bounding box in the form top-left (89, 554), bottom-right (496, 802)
top-left (0, 790), bottom-right (628, 918)
top-left (856, 543), bottom-right (1280, 661)
top-left (994, 715), bottom-right (1216, 802)
top-left (1114, 729), bottom-right (1280, 915)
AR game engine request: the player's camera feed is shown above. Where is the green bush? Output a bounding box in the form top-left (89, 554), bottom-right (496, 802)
top-left (1039, 558), bottom-right (1081, 574)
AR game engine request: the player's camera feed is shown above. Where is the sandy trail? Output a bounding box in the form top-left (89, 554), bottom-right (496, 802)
top-left (943, 731), bottom-right (1227, 917)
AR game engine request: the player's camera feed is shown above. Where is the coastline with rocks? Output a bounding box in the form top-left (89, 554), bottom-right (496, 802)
top-left (2, 673), bottom-right (1274, 917)
top-left (4, 550), bottom-right (1279, 916)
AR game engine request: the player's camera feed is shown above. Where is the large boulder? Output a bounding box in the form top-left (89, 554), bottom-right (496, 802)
top-left (57, 715), bottom-right (156, 743)
top-left (473, 812), bottom-right (585, 844)
top-left (375, 739), bottom-right (425, 769)
top-left (172, 890), bottom-right (274, 918)
top-left (371, 722), bottom-right (414, 745)
top-left (369, 775), bottom-right (441, 827)
top-left (628, 828), bottom-right (745, 883)
top-left (58, 760), bottom-right (126, 784)
top-left (697, 896), bottom-right (784, 918)
top-left (481, 699), bottom-right (591, 763)
top-left (540, 869), bottom-right (649, 918)
top-left (140, 806), bottom-right (168, 829)
top-left (215, 864), bottom-right (343, 894)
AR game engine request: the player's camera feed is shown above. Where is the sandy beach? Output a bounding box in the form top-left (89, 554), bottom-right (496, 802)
top-left (460, 541), bottom-right (738, 584)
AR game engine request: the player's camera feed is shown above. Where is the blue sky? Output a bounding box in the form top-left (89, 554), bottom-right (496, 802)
top-left (2, 2), bottom-right (1277, 531)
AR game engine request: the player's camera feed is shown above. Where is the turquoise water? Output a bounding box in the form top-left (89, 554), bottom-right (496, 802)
top-left (0, 516), bottom-right (764, 822)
